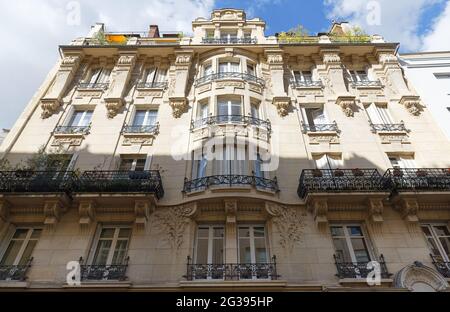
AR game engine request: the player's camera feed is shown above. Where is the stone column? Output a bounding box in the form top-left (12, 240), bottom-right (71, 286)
top-left (40, 52), bottom-right (83, 118)
top-left (224, 200), bottom-right (238, 264)
top-left (169, 50), bottom-right (194, 118)
top-left (104, 52), bottom-right (137, 118)
top-left (265, 49), bottom-right (291, 117)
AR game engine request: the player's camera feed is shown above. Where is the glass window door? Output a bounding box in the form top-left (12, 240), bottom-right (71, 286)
top-left (421, 225), bottom-right (450, 262)
top-left (204, 64), bottom-right (213, 76)
top-left (219, 61), bottom-right (240, 73)
top-left (331, 225), bottom-right (371, 263)
top-left (251, 104), bottom-right (260, 119)
top-left (315, 154), bottom-right (343, 170)
top-left (350, 70), bottom-right (369, 82)
top-left (238, 226), bottom-right (268, 264)
top-left (217, 98), bottom-right (242, 122)
top-left (92, 227), bottom-right (131, 265)
top-left (0, 228), bottom-right (42, 266)
top-left (366, 103), bottom-right (393, 125)
top-left (69, 110), bottom-right (93, 127)
top-left (195, 226), bottom-right (224, 265)
top-left (133, 110), bottom-right (158, 126)
top-left (119, 157), bottom-right (147, 171)
top-left (389, 156), bottom-right (416, 169)
top-left (90, 68), bottom-right (111, 84)
top-left (305, 107), bottom-right (328, 127)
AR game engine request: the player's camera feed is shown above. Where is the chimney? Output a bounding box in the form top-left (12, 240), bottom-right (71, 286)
top-left (148, 25), bottom-right (160, 38)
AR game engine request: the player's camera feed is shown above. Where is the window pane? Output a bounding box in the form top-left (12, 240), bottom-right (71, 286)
top-left (254, 227), bottom-right (265, 238)
top-left (31, 229), bottom-right (42, 239)
top-left (421, 226), bottom-right (432, 237)
top-left (93, 240), bottom-right (112, 265)
top-left (147, 110), bottom-right (158, 125)
top-left (331, 227), bottom-right (344, 237)
top-left (112, 240), bottom-right (129, 265)
top-left (239, 238), bottom-right (251, 263)
top-left (100, 228), bottom-right (115, 239)
top-left (347, 226), bottom-right (363, 237)
top-left (439, 237), bottom-right (450, 258)
top-left (133, 111), bottom-right (147, 126)
top-left (204, 65), bottom-right (213, 76)
top-left (69, 111), bottom-right (84, 127)
top-left (135, 159), bottom-right (146, 172)
top-left (13, 229), bottom-right (29, 239)
top-left (80, 111), bottom-right (93, 126)
top-left (239, 227), bottom-right (250, 238)
top-left (333, 238), bottom-right (352, 262)
top-left (196, 239), bottom-right (208, 264)
top-left (255, 238), bottom-right (267, 263)
top-left (434, 226), bottom-right (450, 237)
top-left (212, 238), bottom-right (223, 264)
top-left (213, 228), bottom-right (224, 238)
top-left (303, 71), bottom-right (312, 82)
top-left (219, 63), bottom-right (228, 73)
top-left (0, 240), bottom-right (24, 265)
top-left (230, 100), bottom-right (241, 116)
top-left (146, 68), bottom-right (156, 83)
top-left (351, 238), bottom-right (370, 262)
top-left (247, 65), bottom-right (255, 76)
top-left (197, 228), bottom-right (209, 238)
top-left (19, 240), bottom-right (38, 265)
top-left (230, 62), bottom-right (240, 73)
top-left (119, 228), bottom-right (131, 239)
top-left (427, 238), bottom-right (442, 258)
top-left (119, 159), bottom-right (134, 171)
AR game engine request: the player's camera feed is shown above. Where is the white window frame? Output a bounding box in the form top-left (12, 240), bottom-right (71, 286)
top-left (348, 69), bottom-right (369, 82)
top-left (143, 67), bottom-right (167, 84)
top-left (314, 154), bottom-right (343, 170)
top-left (217, 97), bottom-right (242, 117)
top-left (89, 225), bottom-right (132, 266)
top-left (238, 225), bottom-right (268, 265)
top-left (68, 110), bottom-right (93, 127)
top-left (132, 109), bottom-right (158, 126)
top-left (302, 106), bottom-right (329, 126)
top-left (421, 224), bottom-right (450, 262)
top-left (388, 155), bottom-right (416, 169)
top-left (0, 228), bottom-right (42, 266)
top-left (293, 70), bottom-right (313, 83)
top-left (218, 61), bottom-right (240, 73)
top-left (330, 224), bottom-right (373, 264)
top-left (119, 156), bottom-right (151, 171)
top-left (89, 67), bottom-right (111, 84)
top-left (220, 31), bottom-right (238, 42)
top-left (194, 225), bottom-right (225, 266)
top-left (365, 103), bottom-right (393, 125)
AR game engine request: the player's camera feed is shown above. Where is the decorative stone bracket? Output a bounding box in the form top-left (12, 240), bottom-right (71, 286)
top-left (336, 96), bottom-right (356, 117)
top-left (169, 96), bottom-right (189, 118)
top-left (400, 95), bottom-right (422, 116)
top-left (105, 98), bottom-right (125, 119)
top-left (367, 198), bottom-right (384, 224)
top-left (79, 200), bottom-right (96, 227)
top-left (134, 200), bottom-right (154, 227)
top-left (272, 96), bottom-right (291, 117)
top-left (308, 198), bottom-right (328, 227)
top-left (44, 200), bottom-right (65, 227)
top-left (224, 200), bottom-right (238, 224)
top-left (396, 198), bottom-right (419, 224)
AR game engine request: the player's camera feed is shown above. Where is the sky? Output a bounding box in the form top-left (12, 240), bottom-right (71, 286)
top-left (1, 0), bottom-right (449, 130)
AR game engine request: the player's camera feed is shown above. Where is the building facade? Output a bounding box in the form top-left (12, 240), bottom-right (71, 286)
top-left (0, 9), bottom-right (450, 292)
top-left (399, 52), bottom-right (450, 141)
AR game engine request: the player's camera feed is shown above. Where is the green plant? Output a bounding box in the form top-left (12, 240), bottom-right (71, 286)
top-left (22, 146), bottom-right (70, 171)
top-left (94, 32), bottom-right (108, 45)
top-left (277, 24), bottom-right (312, 43)
top-left (330, 26), bottom-right (370, 43)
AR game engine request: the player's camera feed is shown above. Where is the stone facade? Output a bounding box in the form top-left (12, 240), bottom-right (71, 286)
top-left (0, 9), bottom-right (449, 292)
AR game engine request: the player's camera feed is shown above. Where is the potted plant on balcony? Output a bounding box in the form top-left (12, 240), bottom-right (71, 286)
top-left (352, 168), bottom-right (364, 177)
top-left (416, 169), bottom-right (428, 177)
top-left (312, 169), bottom-right (323, 177)
top-left (333, 168), bottom-right (344, 177)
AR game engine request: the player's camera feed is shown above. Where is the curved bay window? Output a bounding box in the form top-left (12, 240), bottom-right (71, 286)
top-left (217, 96), bottom-right (242, 123)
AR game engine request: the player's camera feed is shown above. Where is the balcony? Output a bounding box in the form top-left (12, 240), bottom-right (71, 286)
top-left (77, 83), bottom-right (109, 90)
top-left (334, 254), bottom-right (391, 279)
top-left (122, 123), bottom-right (160, 135)
top-left (290, 79), bottom-right (324, 89)
top-left (75, 170), bottom-right (164, 199)
top-left (201, 37), bottom-right (257, 44)
top-left (136, 81), bottom-right (168, 89)
top-left (54, 125), bottom-right (91, 135)
top-left (384, 168), bottom-right (450, 192)
top-left (191, 115), bottom-right (271, 132)
top-left (370, 122), bottom-right (408, 133)
top-left (79, 257), bottom-right (129, 281)
top-left (298, 169), bottom-right (388, 199)
top-left (0, 258), bottom-right (33, 281)
top-left (430, 254), bottom-right (450, 278)
top-left (0, 171), bottom-right (77, 194)
top-left (183, 175), bottom-right (279, 194)
top-left (185, 256), bottom-right (279, 281)
top-left (195, 72), bottom-right (265, 87)
top-left (350, 80), bottom-right (382, 88)
top-left (301, 121), bottom-right (339, 133)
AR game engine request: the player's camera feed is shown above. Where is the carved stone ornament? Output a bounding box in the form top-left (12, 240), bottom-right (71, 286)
top-left (336, 96), bottom-right (356, 117)
top-left (397, 198), bottom-right (419, 223)
top-left (134, 200), bottom-right (153, 227)
top-left (61, 55), bottom-right (82, 68)
top-left (44, 200), bottom-right (64, 226)
top-left (169, 97), bottom-right (188, 118)
top-left (400, 95), bottom-right (422, 116)
top-left (40, 99), bottom-right (61, 119)
top-left (267, 54), bottom-right (283, 65)
top-left (308, 198), bottom-right (328, 226)
top-left (122, 136), bottom-right (155, 146)
top-left (51, 136), bottom-right (84, 147)
top-left (175, 54), bottom-right (192, 65)
top-left (105, 98), bottom-right (124, 119)
top-left (308, 133), bottom-right (340, 145)
top-left (322, 52), bottom-right (341, 66)
top-left (152, 204), bottom-right (197, 251)
top-left (78, 200), bottom-right (96, 226)
top-left (394, 262), bottom-right (449, 292)
top-left (368, 198), bottom-right (384, 224)
top-left (272, 96), bottom-right (291, 117)
top-left (117, 54), bottom-right (136, 67)
top-left (378, 52), bottom-right (398, 65)
top-left (266, 203), bottom-right (304, 252)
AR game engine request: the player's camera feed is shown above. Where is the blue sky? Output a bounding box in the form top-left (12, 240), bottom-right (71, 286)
top-left (0, 0), bottom-right (449, 130)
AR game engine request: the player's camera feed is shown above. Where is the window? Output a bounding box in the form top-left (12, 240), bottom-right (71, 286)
top-left (0, 228), bottom-right (42, 266)
top-left (89, 68), bottom-right (111, 84)
top-left (217, 97), bottom-right (242, 121)
top-left (132, 110), bottom-right (158, 127)
top-left (220, 31), bottom-right (238, 42)
top-left (197, 102), bottom-right (209, 120)
top-left (365, 103), bottom-right (393, 125)
top-left (421, 224), bottom-right (450, 262)
top-left (331, 225), bottom-right (371, 263)
top-left (68, 110), bottom-right (93, 127)
top-left (348, 70), bottom-right (369, 82)
top-left (314, 154), bottom-right (343, 170)
top-left (247, 64), bottom-right (256, 76)
top-left (193, 149), bottom-right (208, 179)
top-left (204, 64), bottom-right (213, 76)
top-left (144, 67), bottom-right (167, 84)
top-left (250, 102), bottom-right (260, 119)
top-left (195, 226), bottom-right (224, 266)
top-left (388, 155), bottom-right (416, 169)
top-left (293, 70), bottom-right (313, 83)
top-left (205, 30), bottom-right (215, 39)
top-left (214, 143), bottom-right (247, 176)
top-left (254, 153), bottom-right (266, 179)
top-left (91, 226), bottom-right (131, 265)
top-left (119, 156), bottom-right (148, 171)
top-left (303, 107), bottom-right (328, 127)
top-left (238, 226), bottom-right (268, 264)
top-left (219, 61), bottom-right (240, 73)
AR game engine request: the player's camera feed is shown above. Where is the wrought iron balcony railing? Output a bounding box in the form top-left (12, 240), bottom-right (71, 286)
top-left (0, 258), bottom-right (33, 281)
top-left (298, 169), bottom-right (388, 199)
top-left (79, 257), bottom-right (129, 281)
top-left (430, 254), bottom-right (450, 278)
top-left (122, 123), bottom-right (160, 135)
top-left (136, 81), bottom-right (168, 89)
top-left (75, 170), bottom-right (164, 199)
top-left (191, 115), bottom-right (271, 132)
top-left (54, 125), bottom-right (91, 135)
top-left (301, 121), bottom-right (339, 133)
top-left (383, 168), bottom-right (450, 192)
top-left (202, 37), bottom-right (257, 44)
top-left (183, 175), bottom-right (279, 194)
top-left (195, 72), bottom-right (265, 86)
top-left (370, 122), bottom-right (408, 133)
top-left (185, 256), bottom-right (279, 281)
top-left (290, 79), bottom-right (324, 88)
top-left (0, 171), bottom-right (77, 194)
top-left (350, 80), bottom-right (382, 88)
top-left (77, 83), bottom-right (109, 90)
top-left (334, 254), bottom-right (391, 279)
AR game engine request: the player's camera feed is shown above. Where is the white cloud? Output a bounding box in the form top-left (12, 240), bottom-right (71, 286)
top-left (0, 0), bottom-right (215, 129)
top-left (422, 1), bottom-right (450, 51)
top-left (323, 0), bottom-right (445, 51)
